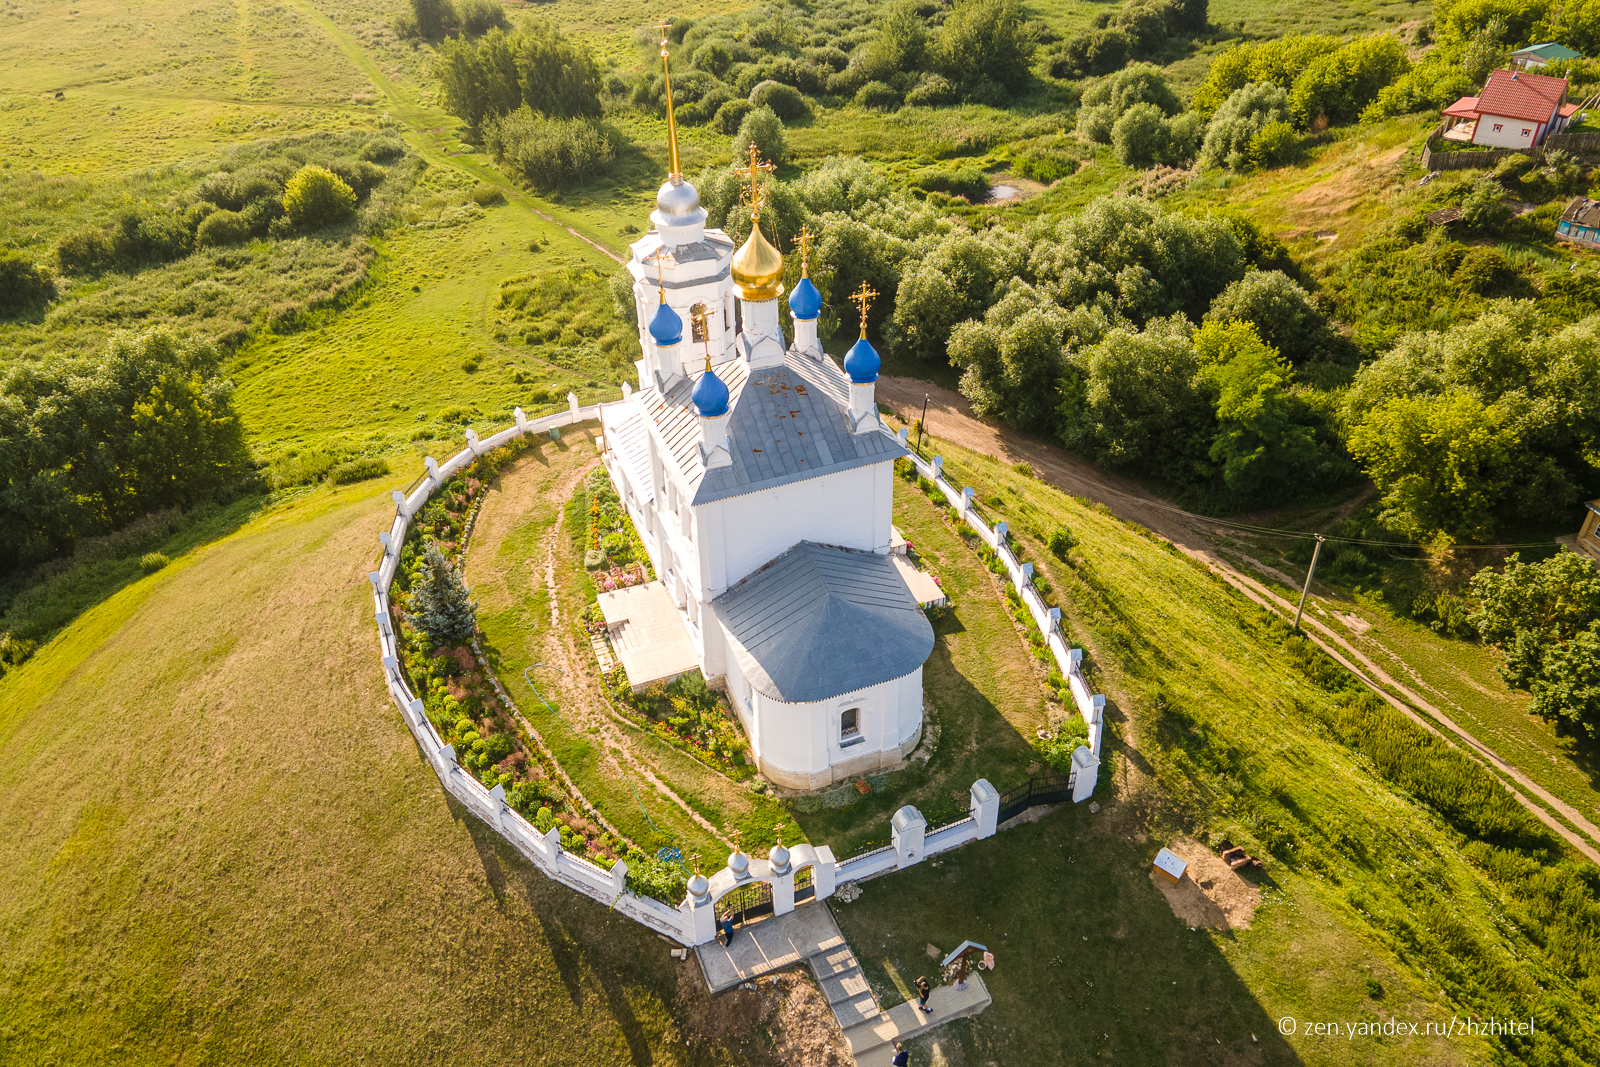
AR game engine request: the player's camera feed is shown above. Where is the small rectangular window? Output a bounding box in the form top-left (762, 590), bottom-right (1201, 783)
top-left (1522, 128), bottom-right (1532, 137)
top-left (1493, 123), bottom-right (1504, 132)
top-left (840, 707), bottom-right (860, 739)
top-left (1560, 221), bottom-right (1571, 233)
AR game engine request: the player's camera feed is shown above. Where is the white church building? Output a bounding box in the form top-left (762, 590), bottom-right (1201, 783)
top-left (597, 146), bottom-right (933, 791)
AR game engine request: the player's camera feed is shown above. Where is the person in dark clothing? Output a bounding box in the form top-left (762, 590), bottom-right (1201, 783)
top-left (915, 975), bottom-right (933, 1014)
top-left (890, 1041), bottom-right (908, 1067)
top-left (719, 910), bottom-right (735, 947)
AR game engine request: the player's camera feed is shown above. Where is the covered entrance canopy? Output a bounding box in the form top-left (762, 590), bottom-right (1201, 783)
top-left (597, 580), bottom-right (700, 690)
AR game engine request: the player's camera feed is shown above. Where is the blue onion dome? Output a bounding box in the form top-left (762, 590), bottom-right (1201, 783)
top-left (844, 336), bottom-right (880, 384)
top-left (789, 277), bottom-right (822, 321)
top-left (648, 298), bottom-right (683, 346)
top-left (692, 364), bottom-right (730, 418)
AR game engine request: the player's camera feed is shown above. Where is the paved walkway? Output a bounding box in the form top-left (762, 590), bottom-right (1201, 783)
top-left (694, 902), bottom-right (991, 1065)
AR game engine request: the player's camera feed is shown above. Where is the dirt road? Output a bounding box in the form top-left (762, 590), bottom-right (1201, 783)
top-left (876, 377), bottom-right (1600, 865)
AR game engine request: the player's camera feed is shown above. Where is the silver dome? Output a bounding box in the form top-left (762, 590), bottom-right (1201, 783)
top-left (656, 176), bottom-right (702, 222)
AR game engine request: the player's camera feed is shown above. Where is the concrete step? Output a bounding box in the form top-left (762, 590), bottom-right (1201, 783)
top-left (819, 966), bottom-right (872, 1005)
top-left (810, 942), bottom-right (861, 978)
top-left (831, 991), bottom-right (884, 1030)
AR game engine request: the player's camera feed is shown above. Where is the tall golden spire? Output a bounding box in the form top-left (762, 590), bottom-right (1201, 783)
top-left (730, 144), bottom-right (783, 300)
top-left (656, 19), bottom-right (682, 181)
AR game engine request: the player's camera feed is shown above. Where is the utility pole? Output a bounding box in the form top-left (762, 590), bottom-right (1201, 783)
top-left (916, 394), bottom-right (929, 455)
top-left (1294, 535), bottom-right (1326, 631)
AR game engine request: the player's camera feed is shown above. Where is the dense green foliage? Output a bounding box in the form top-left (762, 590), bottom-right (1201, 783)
top-left (731, 105), bottom-right (789, 167)
top-left (407, 543), bottom-right (479, 647)
top-left (1049, 0), bottom-right (1210, 78)
top-left (0, 327), bottom-right (253, 574)
top-left (1343, 306), bottom-right (1600, 543)
top-left (281, 165), bottom-right (357, 230)
top-left (0, 250), bottom-right (54, 317)
top-left (1469, 552), bottom-right (1600, 736)
top-left (435, 18), bottom-right (602, 128)
top-left (481, 109), bottom-right (617, 191)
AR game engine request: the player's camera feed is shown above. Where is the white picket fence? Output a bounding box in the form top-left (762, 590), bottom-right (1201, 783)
top-left (366, 397), bottom-right (1100, 948)
top-left (902, 440), bottom-right (1105, 780)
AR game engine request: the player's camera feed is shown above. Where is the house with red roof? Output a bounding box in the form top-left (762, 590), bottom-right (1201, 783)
top-left (1441, 69), bottom-right (1578, 149)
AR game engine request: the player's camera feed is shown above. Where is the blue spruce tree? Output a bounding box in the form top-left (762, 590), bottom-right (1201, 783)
top-left (407, 543), bottom-right (478, 647)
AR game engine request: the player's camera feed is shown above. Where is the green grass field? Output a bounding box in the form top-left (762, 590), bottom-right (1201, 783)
top-left (0, 479), bottom-right (768, 1066)
top-left (828, 433), bottom-right (1600, 1066)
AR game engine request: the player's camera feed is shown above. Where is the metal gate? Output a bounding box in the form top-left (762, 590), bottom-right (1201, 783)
top-left (716, 880), bottom-right (774, 926)
top-left (794, 865), bottom-right (815, 903)
top-left (996, 771), bottom-right (1078, 823)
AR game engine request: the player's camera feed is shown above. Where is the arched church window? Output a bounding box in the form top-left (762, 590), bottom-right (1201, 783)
top-left (840, 707), bottom-right (860, 739)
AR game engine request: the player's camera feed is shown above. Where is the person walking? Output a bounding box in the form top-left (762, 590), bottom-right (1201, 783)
top-left (890, 1040), bottom-right (908, 1067)
top-left (915, 975), bottom-right (933, 1015)
top-left (719, 910), bottom-right (735, 948)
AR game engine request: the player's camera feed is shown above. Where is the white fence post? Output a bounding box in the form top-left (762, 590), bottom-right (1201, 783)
top-left (489, 783), bottom-right (506, 830)
top-left (611, 858), bottom-right (628, 897)
top-left (514, 406), bottom-right (527, 433)
top-left (1048, 607), bottom-right (1061, 633)
top-left (961, 487), bottom-right (975, 514)
top-left (567, 391), bottom-right (580, 419)
top-left (970, 779), bottom-right (999, 839)
top-left (891, 805), bottom-right (927, 867)
top-left (1072, 747), bottom-right (1099, 802)
top-left (995, 520), bottom-right (1007, 542)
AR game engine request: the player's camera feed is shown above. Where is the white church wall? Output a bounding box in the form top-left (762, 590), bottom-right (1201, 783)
top-left (704, 462), bottom-right (895, 593)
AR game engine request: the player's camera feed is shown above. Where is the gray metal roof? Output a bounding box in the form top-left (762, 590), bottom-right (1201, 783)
top-left (640, 349), bottom-right (907, 506)
top-left (713, 541), bottom-right (934, 704)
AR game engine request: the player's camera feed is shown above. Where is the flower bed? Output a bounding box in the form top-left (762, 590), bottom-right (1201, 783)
top-left (394, 438), bottom-right (634, 865)
top-left (584, 467), bottom-right (653, 587)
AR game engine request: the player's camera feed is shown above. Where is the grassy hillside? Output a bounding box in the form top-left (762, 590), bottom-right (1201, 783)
top-left (0, 477), bottom-right (770, 1066)
top-left (832, 432), bottom-right (1600, 1067)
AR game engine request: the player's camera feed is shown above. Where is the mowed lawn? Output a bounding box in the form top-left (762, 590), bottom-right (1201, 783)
top-left (0, 481), bottom-right (752, 1066)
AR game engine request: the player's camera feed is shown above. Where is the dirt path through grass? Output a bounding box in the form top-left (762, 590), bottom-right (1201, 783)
top-left (877, 376), bottom-right (1600, 865)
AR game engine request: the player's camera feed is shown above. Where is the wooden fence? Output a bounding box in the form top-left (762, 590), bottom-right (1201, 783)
top-left (1422, 125), bottom-right (1600, 171)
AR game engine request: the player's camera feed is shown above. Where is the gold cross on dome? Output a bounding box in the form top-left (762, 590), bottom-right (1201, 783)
top-left (655, 17), bottom-right (671, 53)
top-left (851, 281), bottom-right (878, 336)
top-left (795, 225), bottom-right (814, 276)
top-left (732, 143), bottom-right (775, 219)
top-left (654, 247), bottom-right (673, 301)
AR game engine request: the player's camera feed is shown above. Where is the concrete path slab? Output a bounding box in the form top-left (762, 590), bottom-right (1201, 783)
top-left (694, 901), bottom-right (846, 993)
top-left (843, 975), bottom-right (992, 1062)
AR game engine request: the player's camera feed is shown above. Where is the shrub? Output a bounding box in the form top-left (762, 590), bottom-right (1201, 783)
top-left (1054, 29), bottom-right (1131, 78)
top-left (409, 0), bottom-right (452, 38)
top-left (1112, 102), bottom-right (1170, 167)
top-left (195, 209), bottom-right (251, 247)
top-left (1013, 147), bottom-right (1079, 182)
top-left (1205, 270), bottom-right (1323, 361)
top-left (329, 457), bottom-right (392, 484)
top-left (139, 552), bottom-right (170, 574)
top-left (905, 73), bottom-right (958, 107)
top-left (360, 137), bottom-right (407, 163)
top-left (749, 79), bottom-right (808, 121)
top-left (1452, 247), bottom-right (1518, 296)
top-left (457, 0), bottom-right (506, 35)
top-left (282, 165), bottom-right (358, 230)
top-left (933, 0), bottom-right (1039, 99)
top-left (1200, 82), bottom-right (1291, 170)
top-left (470, 184), bottom-right (506, 206)
top-left (1046, 525), bottom-right (1077, 557)
top-left (1248, 120), bottom-right (1298, 168)
top-left (483, 108), bottom-right (617, 191)
top-left (54, 228), bottom-right (115, 275)
top-left (854, 80), bottom-right (902, 111)
top-left (912, 167), bottom-right (991, 201)
top-left (712, 98), bottom-right (754, 133)
top-left (731, 105), bottom-right (787, 166)
top-left (0, 250), bottom-right (55, 315)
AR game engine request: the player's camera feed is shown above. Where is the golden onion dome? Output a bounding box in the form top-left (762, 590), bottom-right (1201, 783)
top-left (731, 219), bottom-right (784, 301)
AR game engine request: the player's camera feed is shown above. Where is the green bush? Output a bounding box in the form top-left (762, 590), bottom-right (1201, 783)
top-left (1201, 82), bottom-right (1291, 170)
top-left (282, 165), bottom-right (358, 230)
top-left (435, 18), bottom-right (601, 127)
top-left (483, 108), bottom-right (618, 191)
top-left (195, 209), bottom-right (251, 247)
top-left (139, 552), bottom-right (170, 574)
top-left (0, 249), bottom-right (55, 315)
top-left (329, 457), bottom-right (392, 485)
top-left (1452, 247), bottom-right (1518, 296)
top-left (905, 73), bottom-right (958, 107)
top-left (712, 98), bottom-right (754, 134)
top-left (469, 184), bottom-right (506, 206)
top-left (911, 167), bottom-right (990, 201)
top-left (749, 79), bottom-right (808, 121)
top-left (854, 80), bottom-right (902, 111)
top-left (1248, 120), bottom-right (1298, 168)
top-left (457, 0), bottom-right (506, 35)
top-left (731, 105), bottom-right (788, 166)
top-left (54, 228), bottom-right (115, 275)
top-left (1047, 525), bottom-right (1077, 557)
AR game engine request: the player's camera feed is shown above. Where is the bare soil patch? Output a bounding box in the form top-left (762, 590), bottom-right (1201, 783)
top-left (1149, 837), bottom-right (1262, 932)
